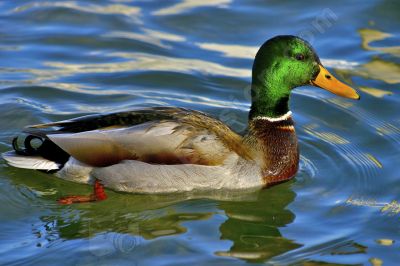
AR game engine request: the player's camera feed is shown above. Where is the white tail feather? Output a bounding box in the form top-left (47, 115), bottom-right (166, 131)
top-left (2, 151), bottom-right (60, 170)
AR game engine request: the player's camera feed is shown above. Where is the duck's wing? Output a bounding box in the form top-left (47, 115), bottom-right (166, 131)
top-left (25, 107), bottom-right (252, 167)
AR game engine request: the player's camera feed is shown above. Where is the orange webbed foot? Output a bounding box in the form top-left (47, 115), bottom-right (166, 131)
top-left (57, 180), bottom-right (107, 205)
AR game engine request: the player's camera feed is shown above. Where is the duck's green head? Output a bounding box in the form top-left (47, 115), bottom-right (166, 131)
top-left (250, 35), bottom-right (359, 119)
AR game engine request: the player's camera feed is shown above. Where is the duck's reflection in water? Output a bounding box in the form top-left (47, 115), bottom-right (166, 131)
top-left (215, 182), bottom-right (299, 262)
top-left (8, 168), bottom-right (299, 263)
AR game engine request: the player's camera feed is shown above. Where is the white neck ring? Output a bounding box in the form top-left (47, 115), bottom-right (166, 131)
top-left (252, 111), bottom-right (292, 122)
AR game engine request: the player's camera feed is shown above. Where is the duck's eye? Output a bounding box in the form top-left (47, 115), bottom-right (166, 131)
top-left (295, 53), bottom-right (305, 61)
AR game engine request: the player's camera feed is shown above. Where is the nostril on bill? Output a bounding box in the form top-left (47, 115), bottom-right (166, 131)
top-left (325, 74), bottom-right (332, 79)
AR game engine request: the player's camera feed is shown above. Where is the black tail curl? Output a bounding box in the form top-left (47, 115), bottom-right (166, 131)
top-left (12, 134), bottom-right (70, 165)
top-left (12, 135), bottom-right (42, 155)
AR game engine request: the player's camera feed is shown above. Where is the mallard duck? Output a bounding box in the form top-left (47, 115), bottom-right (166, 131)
top-left (2, 35), bottom-right (359, 204)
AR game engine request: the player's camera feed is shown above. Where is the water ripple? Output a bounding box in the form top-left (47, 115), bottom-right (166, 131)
top-left (10, 2), bottom-right (141, 18)
top-left (153, 0), bottom-right (231, 16)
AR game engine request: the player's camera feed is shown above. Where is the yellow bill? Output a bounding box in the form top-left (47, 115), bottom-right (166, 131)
top-left (311, 65), bottom-right (360, 100)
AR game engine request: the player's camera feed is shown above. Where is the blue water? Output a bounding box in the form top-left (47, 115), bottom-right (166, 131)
top-left (0, 1), bottom-right (399, 265)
